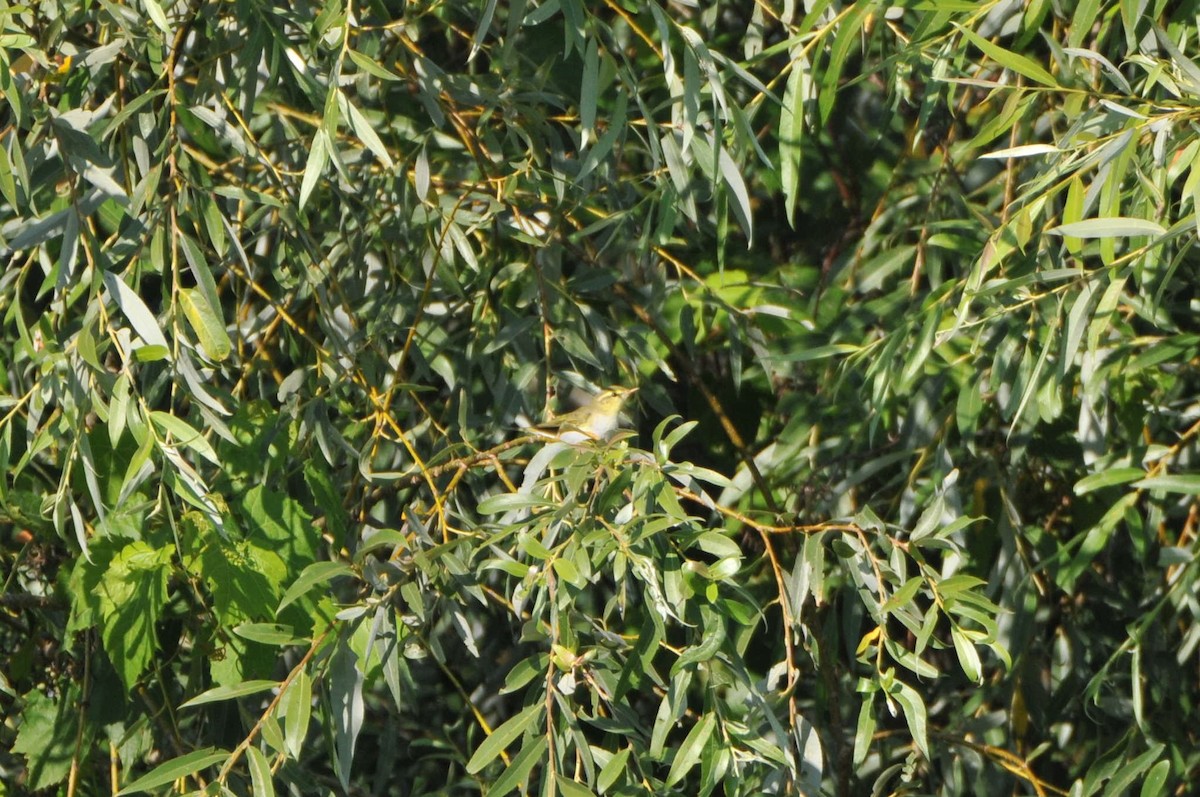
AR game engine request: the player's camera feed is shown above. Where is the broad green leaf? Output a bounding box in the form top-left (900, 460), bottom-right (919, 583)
top-left (97, 542), bottom-right (173, 691)
top-left (11, 689), bottom-right (81, 790)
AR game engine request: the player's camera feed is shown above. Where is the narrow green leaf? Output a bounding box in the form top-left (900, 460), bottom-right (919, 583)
top-left (282, 671), bottom-right (312, 760)
top-left (891, 681), bottom-right (929, 758)
top-left (486, 736), bottom-right (547, 797)
top-left (576, 91), bottom-right (627, 183)
top-left (1074, 468), bottom-right (1145, 495)
top-left (880, 576), bottom-right (923, 614)
top-left (1133, 475), bottom-right (1200, 494)
top-left (580, 37), bottom-right (599, 150)
top-left (1139, 760), bottom-right (1171, 797)
top-left (277, 561), bottom-right (353, 613)
top-left (780, 56), bottom-right (807, 226)
top-left (951, 626), bottom-right (982, 684)
top-left (141, 0), bottom-right (171, 34)
top-left (664, 713), bottom-right (716, 787)
top-left (298, 128), bottom-right (329, 210)
top-left (178, 288), bottom-right (231, 362)
top-left (116, 748), bottom-right (228, 795)
top-left (1050, 218), bottom-right (1166, 238)
top-left (330, 642), bottom-right (364, 793)
top-left (556, 776), bottom-right (598, 797)
top-left (469, 0), bottom-right (499, 61)
top-left (347, 49), bottom-right (401, 80)
top-left (180, 680), bottom-right (279, 708)
top-left (852, 696), bottom-right (876, 766)
top-left (477, 492), bottom-right (557, 515)
top-left (0, 145), bottom-right (18, 209)
top-left (342, 97), bottom-right (395, 169)
top-left (246, 746), bottom-right (275, 797)
top-left (109, 373), bottom-right (131, 448)
top-left (102, 270), bottom-right (171, 352)
top-left (597, 746), bottom-right (631, 793)
top-left (233, 622), bottom-right (305, 646)
top-left (819, 2), bottom-right (873, 123)
top-left (1102, 743), bottom-right (1165, 797)
top-left (465, 702), bottom-right (542, 774)
top-left (718, 144), bottom-right (753, 244)
top-left (954, 24), bottom-right (1059, 87)
top-left (150, 411), bottom-right (219, 465)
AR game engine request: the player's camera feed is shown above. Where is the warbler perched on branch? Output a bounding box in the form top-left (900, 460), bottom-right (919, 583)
top-left (534, 386), bottom-right (637, 444)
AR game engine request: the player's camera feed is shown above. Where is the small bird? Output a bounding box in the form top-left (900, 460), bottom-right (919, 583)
top-left (535, 386), bottom-right (637, 444)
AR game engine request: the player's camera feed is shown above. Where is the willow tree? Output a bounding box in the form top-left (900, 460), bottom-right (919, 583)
top-left (1, 1), bottom-right (1195, 795)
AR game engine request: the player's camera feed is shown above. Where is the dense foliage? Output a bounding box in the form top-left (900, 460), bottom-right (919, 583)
top-left (2, 0), bottom-right (1198, 795)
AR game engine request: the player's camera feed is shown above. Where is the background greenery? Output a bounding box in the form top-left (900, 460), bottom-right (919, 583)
top-left (2, 0), bottom-right (1198, 794)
